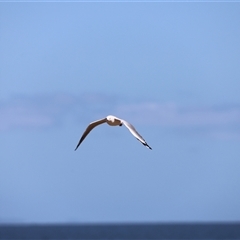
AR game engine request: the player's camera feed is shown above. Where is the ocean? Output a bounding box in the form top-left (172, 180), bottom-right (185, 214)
top-left (0, 223), bottom-right (240, 239)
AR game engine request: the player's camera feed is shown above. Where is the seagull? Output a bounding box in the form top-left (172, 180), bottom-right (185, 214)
top-left (75, 115), bottom-right (152, 150)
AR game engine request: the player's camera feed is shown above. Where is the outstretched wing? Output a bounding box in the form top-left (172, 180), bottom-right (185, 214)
top-left (75, 118), bottom-right (107, 150)
top-left (122, 120), bottom-right (152, 150)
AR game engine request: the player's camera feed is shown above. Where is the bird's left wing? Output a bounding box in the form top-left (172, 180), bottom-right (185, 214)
top-left (75, 118), bottom-right (107, 150)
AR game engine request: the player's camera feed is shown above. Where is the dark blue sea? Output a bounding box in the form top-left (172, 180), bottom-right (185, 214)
top-left (0, 223), bottom-right (240, 239)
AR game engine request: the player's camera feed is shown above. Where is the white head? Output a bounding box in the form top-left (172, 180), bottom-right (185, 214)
top-left (106, 115), bottom-right (116, 121)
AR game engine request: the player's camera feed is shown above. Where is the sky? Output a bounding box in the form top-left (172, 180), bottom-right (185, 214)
top-left (1, 2), bottom-right (240, 224)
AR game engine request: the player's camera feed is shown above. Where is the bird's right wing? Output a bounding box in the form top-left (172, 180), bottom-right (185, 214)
top-left (122, 120), bottom-right (152, 150)
top-left (75, 118), bottom-right (107, 150)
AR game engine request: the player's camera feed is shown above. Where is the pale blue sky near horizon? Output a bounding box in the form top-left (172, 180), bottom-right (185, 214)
top-left (1, 2), bottom-right (240, 223)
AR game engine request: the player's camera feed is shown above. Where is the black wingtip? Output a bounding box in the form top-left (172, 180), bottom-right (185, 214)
top-left (147, 145), bottom-right (152, 150)
top-left (74, 144), bottom-right (80, 151)
top-left (142, 142), bottom-right (152, 150)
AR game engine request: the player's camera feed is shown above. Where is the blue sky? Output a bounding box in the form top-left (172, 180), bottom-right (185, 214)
top-left (1, 2), bottom-right (240, 223)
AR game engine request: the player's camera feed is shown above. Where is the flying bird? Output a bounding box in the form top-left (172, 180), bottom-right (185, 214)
top-left (75, 115), bottom-right (152, 150)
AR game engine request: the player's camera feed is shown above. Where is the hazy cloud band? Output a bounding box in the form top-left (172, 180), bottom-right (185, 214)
top-left (1, 93), bottom-right (240, 140)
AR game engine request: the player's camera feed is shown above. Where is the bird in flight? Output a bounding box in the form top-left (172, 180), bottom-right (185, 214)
top-left (75, 115), bottom-right (152, 150)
